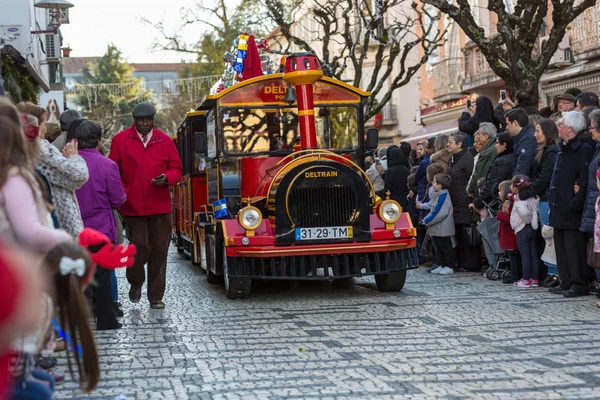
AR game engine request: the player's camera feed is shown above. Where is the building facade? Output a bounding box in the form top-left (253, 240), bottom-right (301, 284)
top-left (62, 57), bottom-right (186, 86)
top-left (62, 57), bottom-right (190, 111)
top-left (539, 2), bottom-right (600, 103)
top-left (0, 0), bottom-right (72, 100)
top-left (412, 0), bottom-right (600, 143)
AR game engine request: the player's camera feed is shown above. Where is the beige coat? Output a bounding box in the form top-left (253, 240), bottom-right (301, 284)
top-left (430, 148), bottom-right (451, 172)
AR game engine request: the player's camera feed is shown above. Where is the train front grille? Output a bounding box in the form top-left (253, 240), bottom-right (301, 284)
top-left (287, 185), bottom-right (356, 228)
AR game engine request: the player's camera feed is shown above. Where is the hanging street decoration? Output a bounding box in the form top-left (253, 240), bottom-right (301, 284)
top-left (217, 33), bottom-right (274, 93)
top-left (65, 75), bottom-right (221, 107)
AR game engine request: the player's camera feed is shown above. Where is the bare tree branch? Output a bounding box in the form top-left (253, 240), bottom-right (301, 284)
top-left (422, 0), bottom-right (596, 103)
top-left (265, 0), bottom-right (446, 120)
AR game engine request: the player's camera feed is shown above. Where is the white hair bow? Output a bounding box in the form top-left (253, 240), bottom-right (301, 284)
top-left (59, 257), bottom-right (86, 277)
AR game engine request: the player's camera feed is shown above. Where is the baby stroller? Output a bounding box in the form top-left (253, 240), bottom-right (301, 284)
top-left (476, 200), bottom-right (510, 280)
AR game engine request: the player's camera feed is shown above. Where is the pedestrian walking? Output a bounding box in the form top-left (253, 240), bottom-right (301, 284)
top-left (109, 102), bottom-right (182, 309)
top-left (74, 121), bottom-right (126, 329)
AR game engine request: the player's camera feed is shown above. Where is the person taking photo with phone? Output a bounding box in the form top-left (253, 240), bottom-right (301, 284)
top-left (109, 102), bottom-right (182, 309)
top-left (458, 96), bottom-right (498, 148)
top-left (494, 90), bottom-right (540, 130)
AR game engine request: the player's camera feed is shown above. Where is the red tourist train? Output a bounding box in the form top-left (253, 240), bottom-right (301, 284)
top-left (172, 52), bottom-right (418, 299)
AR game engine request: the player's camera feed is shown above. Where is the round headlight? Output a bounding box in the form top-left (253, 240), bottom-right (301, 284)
top-left (238, 206), bottom-right (262, 230)
top-left (379, 200), bottom-right (401, 223)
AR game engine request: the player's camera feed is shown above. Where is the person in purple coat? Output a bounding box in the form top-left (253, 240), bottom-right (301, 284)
top-left (74, 120), bottom-right (126, 330)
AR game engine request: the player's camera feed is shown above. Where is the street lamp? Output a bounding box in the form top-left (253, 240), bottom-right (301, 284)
top-left (31, 0), bottom-right (74, 35)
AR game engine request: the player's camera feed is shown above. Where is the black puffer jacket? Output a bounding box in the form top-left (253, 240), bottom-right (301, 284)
top-left (447, 149), bottom-right (474, 225)
top-left (548, 136), bottom-right (594, 230)
top-left (458, 96), bottom-right (498, 137)
top-left (580, 142), bottom-right (600, 233)
top-left (473, 150), bottom-right (514, 209)
top-left (530, 143), bottom-right (558, 202)
top-left (384, 145), bottom-right (411, 209)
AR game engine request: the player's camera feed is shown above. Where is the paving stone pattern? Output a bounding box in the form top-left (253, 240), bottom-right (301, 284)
top-left (55, 249), bottom-right (600, 399)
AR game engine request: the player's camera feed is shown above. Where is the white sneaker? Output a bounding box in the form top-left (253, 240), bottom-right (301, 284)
top-left (437, 267), bottom-right (455, 275)
top-left (430, 266), bottom-right (443, 274)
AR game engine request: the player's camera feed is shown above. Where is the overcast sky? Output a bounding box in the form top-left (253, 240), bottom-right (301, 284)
top-left (60, 0), bottom-right (205, 63)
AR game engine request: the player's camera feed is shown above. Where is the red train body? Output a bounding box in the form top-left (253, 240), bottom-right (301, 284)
top-left (172, 53), bottom-right (418, 299)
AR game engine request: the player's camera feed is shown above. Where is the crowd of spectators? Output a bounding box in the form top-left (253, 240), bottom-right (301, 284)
top-left (0, 88), bottom-right (181, 399)
top-left (371, 88), bottom-right (600, 298)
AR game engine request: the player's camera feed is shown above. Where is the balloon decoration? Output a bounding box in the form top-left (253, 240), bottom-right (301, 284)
top-left (217, 33), bottom-right (273, 93)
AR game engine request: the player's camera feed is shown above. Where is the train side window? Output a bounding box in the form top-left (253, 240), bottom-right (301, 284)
top-left (315, 106), bottom-right (358, 151)
top-left (222, 107), bottom-right (298, 154)
top-left (191, 115), bottom-right (211, 174)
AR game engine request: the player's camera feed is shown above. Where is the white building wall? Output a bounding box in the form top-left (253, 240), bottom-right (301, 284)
top-left (0, 0), bottom-right (51, 91)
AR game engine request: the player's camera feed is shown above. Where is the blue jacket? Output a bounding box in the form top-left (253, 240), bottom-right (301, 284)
top-left (513, 125), bottom-right (537, 177)
top-left (580, 142), bottom-right (600, 233)
top-left (423, 189), bottom-right (455, 237)
top-left (412, 154), bottom-right (430, 199)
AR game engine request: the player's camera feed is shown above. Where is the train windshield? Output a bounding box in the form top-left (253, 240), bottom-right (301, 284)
top-left (221, 106), bottom-right (359, 155)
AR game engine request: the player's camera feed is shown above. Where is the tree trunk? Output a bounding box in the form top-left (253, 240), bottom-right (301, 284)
top-left (495, 62), bottom-right (541, 108)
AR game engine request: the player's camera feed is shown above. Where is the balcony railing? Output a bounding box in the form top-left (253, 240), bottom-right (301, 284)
top-left (462, 44), bottom-right (500, 91)
top-left (569, 1), bottom-right (600, 59)
top-left (380, 103), bottom-right (397, 122)
top-left (432, 59), bottom-right (464, 102)
top-left (366, 104), bottom-right (397, 127)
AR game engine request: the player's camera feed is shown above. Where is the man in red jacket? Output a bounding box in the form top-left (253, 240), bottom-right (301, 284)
top-left (109, 102), bottom-right (182, 309)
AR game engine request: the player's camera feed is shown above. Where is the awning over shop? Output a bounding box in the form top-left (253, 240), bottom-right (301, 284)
top-left (4, 45), bottom-right (50, 93)
top-left (24, 60), bottom-right (50, 93)
top-left (402, 120), bottom-right (458, 145)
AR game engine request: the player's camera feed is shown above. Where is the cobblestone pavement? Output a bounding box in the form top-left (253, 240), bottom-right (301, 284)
top-left (54, 248), bottom-right (600, 400)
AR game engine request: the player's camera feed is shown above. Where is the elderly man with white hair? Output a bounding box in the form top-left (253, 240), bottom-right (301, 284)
top-left (467, 122), bottom-right (498, 195)
top-left (548, 111), bottom-right (595, 298)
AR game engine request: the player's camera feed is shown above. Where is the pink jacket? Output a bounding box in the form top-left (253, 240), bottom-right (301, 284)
top-left (0, 171), bottom-right (71, 252)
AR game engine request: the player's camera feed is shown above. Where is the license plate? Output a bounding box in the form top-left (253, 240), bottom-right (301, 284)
top-left (295, 226), bottom-right (353, 241)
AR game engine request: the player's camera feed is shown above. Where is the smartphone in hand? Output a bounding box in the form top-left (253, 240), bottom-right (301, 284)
top-left (500, 90), bottom-right (507, 100)
top-left (466, 99), bottom-right (472, 108)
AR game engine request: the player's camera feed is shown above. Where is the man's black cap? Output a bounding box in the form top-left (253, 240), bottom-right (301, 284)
top-left (132, 102), bottom-right (156, 118)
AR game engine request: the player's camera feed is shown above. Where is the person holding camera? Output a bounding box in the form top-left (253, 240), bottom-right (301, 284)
top-left (458, 96), bottom-right (498, 148)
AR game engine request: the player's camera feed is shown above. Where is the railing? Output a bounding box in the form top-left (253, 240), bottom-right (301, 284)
top-left (462, 45), bottom-right (500, 90)
top-left (432, 59), bottom-right (463, 100)
top-left (380, 103), bottom-right (397, 121)
top-left (569, 1), bottom-right (600, 57)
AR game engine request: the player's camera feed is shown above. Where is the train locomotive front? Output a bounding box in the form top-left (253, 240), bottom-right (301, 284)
top-left (216, 53), bottom-right (419, 299)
